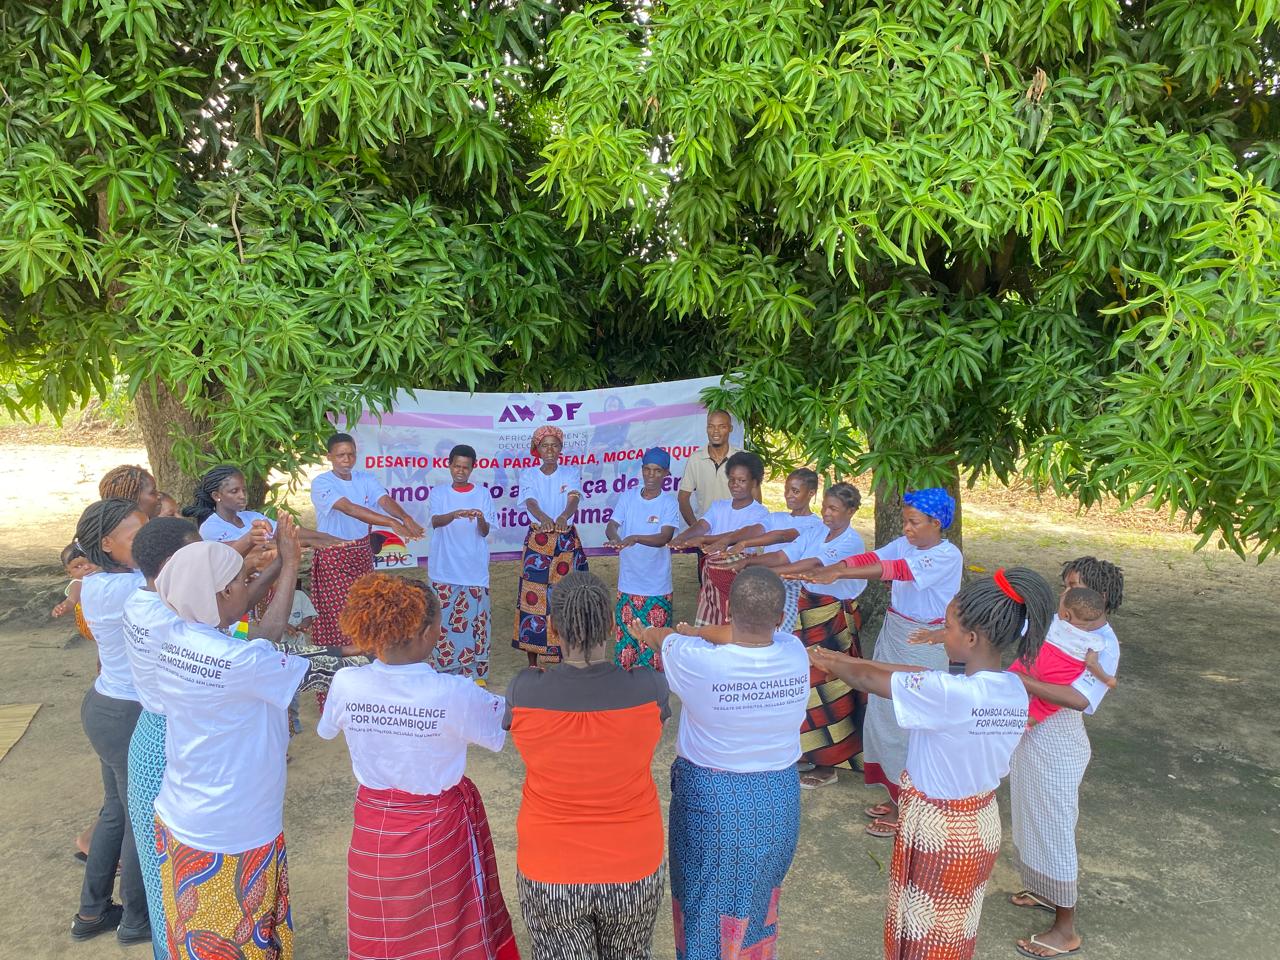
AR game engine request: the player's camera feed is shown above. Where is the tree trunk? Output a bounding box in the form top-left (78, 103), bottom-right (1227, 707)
top-left (863, 459), bottom-right (965, 629)
top-left (133, 382), bottom-right (214, 507)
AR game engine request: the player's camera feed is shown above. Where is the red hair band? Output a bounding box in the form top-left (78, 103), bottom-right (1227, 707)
top-left (994, 568), bottom-right (1024, 603)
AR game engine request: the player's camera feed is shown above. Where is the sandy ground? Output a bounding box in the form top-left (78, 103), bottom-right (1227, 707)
top-left (1, 442), bottom-right (1278, 959)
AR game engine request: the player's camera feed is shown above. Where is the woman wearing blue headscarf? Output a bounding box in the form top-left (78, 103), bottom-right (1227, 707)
top-left (792, 487), bottom-right (962, 836)
top-left (605, 448), bottom-right (683, 670)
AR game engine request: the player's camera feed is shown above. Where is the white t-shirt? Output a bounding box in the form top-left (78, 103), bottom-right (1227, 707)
top-left (783, 524), bottom-right (867, 600)
top-left (661, 630), bottom-right (809, 773)
top-left (1073, 621), bottom-right (1119, 715)
top-left (311, 470), bottom-right (389, 540)
top-left (152, 621), bottom-right (308, 853)
top-left (613, 489), bottom-right (683, 596)
top-left (518, 465), bottom-right (583, 522)
top-left (427, 485), bottom-right (497, 588)
top-left (877, 536), bottom-right (963, 622)
top-left (199, 510), bottom-right (275, 544)
top-left (318, 660), bottom-right (506, 795)
top-left (761, 511), bottom-right (824, 553)
top-left (122, 588), bottom-right (182, 715)
top-left (892, 668), bottom-right (1029, 799)
top-left (701, 498), bottom-right (770, 538)
top-left (83, 571), bottom-right (146, 702)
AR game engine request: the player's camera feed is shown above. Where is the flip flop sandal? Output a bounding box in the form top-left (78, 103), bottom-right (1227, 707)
top-left (865, 818), bottom-right (898, 838)
top-left (797, 761), bottom-right (816, 773)
top-left (864, 802), bottom-right (895, 819)
top-left (74, 851), bottom-right (87, 865)
top-left (1015, 935), bottom-right (1081, 958)
top-left (1009, 891), bottom-right (1056, 914)
top-left (799, 770), bottom-right (838, 789)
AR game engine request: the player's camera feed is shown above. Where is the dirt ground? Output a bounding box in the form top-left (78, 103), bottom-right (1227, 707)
top-left (1, 441), bottom-right (1277, 959)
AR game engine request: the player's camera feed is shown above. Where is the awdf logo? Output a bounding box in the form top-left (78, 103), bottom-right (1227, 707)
top-left (498, 401), bottom-right (583, 423)
top-left (370, 530), bottom-right (414, 568)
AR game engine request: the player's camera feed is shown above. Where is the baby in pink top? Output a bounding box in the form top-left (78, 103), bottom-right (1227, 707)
top-left (1011, 587), bottom-right (1116, 725)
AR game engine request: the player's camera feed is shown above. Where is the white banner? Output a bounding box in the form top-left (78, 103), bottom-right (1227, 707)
top-left (344, 377), bottom-right (741, 570)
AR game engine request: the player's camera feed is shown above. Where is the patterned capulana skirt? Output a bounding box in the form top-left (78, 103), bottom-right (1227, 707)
top-left (127, 709), bottom-right (168, 960)
top-left (513, 526), bottom-right (588, 663)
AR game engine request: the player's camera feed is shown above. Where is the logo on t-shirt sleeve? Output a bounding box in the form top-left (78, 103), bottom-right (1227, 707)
top-left (902, 671), bottom-right (927, 691)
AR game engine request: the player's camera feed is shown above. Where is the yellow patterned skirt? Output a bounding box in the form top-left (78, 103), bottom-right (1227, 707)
top-left (155, 817), bottom-right (293, 960)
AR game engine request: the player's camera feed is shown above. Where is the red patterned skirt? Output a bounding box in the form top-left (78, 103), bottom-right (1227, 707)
top-left (348, 779), bottom-right (519, 960)
top-left (309, 536), bottom-right (373, 648)
top-left (694, 561), bottom-right (737, 627)
top-left (885, 772), bottom-right (1003, 960)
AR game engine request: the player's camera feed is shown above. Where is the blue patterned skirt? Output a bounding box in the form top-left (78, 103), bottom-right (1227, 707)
top-left (669, 757), bottom-right (800, 960)
top-left (127, 709), bottom-right (168, 960)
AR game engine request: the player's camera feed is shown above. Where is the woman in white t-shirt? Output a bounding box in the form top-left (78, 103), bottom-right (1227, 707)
top-left (149, 519), bottom-right (327, 960)
top-left (69, 498), bottom-right (151, 945)
top-left (318, 573), bottom-right (518, 960)
top-left (514, 425), bottom-right (588, 666)
top-left (670, 451), bottom-right (769, 627)
top-left (704, 468), bottom-right (823, 632)
top-left (427, 444), bottom-right (499, 683)
top-left (809, 566), bottom-right (1055, 960)
top-left (721, 483), bottom-right (869, 788)
top-left (605, 447), bottom-right (682, 670)
top-left (1005, 557), bottom-right (1125, 960)
top-left (640, 567), bottom-right (809, 960)
top-left (184, 464), bottom-right (342, 554)
top-left (799, 486), bottom-right (963, 836)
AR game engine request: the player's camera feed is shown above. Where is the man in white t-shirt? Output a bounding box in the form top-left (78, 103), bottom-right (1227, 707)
top-left (639, 567), bottom-right (807, 960)
top-left (605, 447), bottom-right (683, 670)
top-left (427, 444), bottom-right (499, 683)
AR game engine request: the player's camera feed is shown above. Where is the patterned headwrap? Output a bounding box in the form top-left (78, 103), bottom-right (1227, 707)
top-left (641, 446), bottom-right (671, 470)
top-left (530, 425), bottom-right (564, 456)
top-left (903, 487), bottom-right (956, 530)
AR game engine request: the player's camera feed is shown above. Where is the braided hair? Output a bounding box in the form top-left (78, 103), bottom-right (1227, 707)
top-left (75, 498), bottom-right (143, 572)
top-left (788, 467), bottom-right (819, 493)
top-left (825, 482), bottom-right (862, 512)
top-left (549, 571), bottom-right (614, 662)
top-left (182, 465), bottom-right (243, 525)
top-left (1060, 556), bottom-right (1124, 614)
top-left (952, 566), bottom-right (1056, 668)
top-left (99, 465), bottom-right (155, 503)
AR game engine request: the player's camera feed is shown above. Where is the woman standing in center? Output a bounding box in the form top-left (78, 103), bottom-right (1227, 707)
top-left (506, 571), bottom-right (669, 960)
top-left (513, 425), bottom-right (588, 666)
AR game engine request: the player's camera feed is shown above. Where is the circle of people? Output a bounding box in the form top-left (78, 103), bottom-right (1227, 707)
top-left (62, 410), bottom-right (1124, 960)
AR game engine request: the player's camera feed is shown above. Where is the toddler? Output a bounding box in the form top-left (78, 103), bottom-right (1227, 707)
top-left (1013, 586), bottom-right (1116, 725)
top-left (51, 542), bottom-right (100, 642)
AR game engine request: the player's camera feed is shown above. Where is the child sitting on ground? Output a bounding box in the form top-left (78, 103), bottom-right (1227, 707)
top-left (51, 542), bottom-right (100, 643)
top-left (1011, 586), bottom-right (1116, 726)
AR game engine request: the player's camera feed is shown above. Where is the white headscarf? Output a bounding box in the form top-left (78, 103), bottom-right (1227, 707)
top-left (156, 541), bottom-right (244, 626)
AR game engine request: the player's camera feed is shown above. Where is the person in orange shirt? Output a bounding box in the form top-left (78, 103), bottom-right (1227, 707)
top-left (505, 572), bottom-right (669, 960)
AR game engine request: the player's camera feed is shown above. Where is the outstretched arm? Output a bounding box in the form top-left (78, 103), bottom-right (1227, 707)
top-left (1015, 673), bottom-right (1091, 711)
top-left (808, 647), bottom-right (919, 698)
